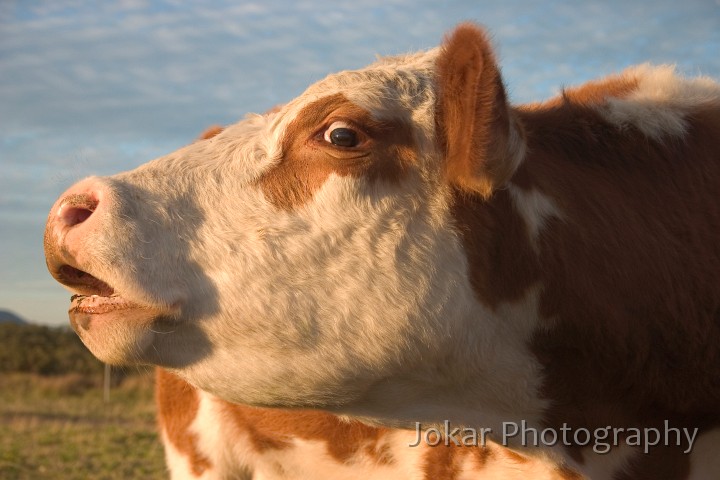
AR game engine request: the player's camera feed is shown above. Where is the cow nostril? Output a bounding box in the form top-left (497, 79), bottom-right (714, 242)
top-left (61, 207), bottom-right (93, 226)
top-left (57, 194), bottom-right (98, 228)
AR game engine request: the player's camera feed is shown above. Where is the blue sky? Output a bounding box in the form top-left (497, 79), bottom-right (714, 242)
top-left (1, 0), bottom-right (719, 325)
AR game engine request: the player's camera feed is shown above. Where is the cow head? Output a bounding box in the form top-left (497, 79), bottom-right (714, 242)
top-left (44, 24), bottom-right (533, 426)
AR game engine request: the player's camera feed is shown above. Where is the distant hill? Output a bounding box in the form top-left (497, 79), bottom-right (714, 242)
top-left (0, 309), bottom-right (27, 325)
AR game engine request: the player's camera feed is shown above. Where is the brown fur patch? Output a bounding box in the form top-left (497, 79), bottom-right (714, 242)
top-left (522, 101), bottom-right (720, 422)
top-left (421, 444), bottom-right (580, 479)
top-left (422, 442), bottom-right (459, 479)
top-left (257, 93), bottom-right (416, 209)
top-left (450, 187), bottom-right (541, 309)
top-left (443, 24), bottom-right (720, 477)
top-left (155, 369), bottom-right (213, 475)
top-left (510, 72), bottom-right (720, 476)
top-left (535, 74), bottom-right (639, 109)
top-left (198, 125), bottom-right (224, 141)
top-left (222, 402), bottom-right (392, 464)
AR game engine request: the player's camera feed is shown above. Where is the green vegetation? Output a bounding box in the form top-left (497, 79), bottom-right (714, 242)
top-left (0, 323), bottom-right (167, 479)
top-left (0, 323), bottom-right (102, 375)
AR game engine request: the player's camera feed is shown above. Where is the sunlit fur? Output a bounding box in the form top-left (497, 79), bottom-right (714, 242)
top-left (44, 23), bottom-right (720, 480)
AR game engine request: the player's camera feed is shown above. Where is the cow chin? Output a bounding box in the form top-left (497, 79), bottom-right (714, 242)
top-left (69, 300), bottom-right (167, 365)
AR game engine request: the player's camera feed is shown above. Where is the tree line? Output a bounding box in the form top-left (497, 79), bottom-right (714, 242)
top-left (0, 323), bottom-right (104, 375)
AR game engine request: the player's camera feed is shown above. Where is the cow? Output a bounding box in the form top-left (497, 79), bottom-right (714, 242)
top-left (44, 23), bottom-right (720, 479)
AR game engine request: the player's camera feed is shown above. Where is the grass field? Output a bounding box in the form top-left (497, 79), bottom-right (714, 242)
top-left (0, 370), bottom-right (167, 479)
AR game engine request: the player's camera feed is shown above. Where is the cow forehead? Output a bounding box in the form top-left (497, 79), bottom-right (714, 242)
top-left (274, 49), bottom-right (440, 139)
top-left (234, 49), bottom-right (443, 210)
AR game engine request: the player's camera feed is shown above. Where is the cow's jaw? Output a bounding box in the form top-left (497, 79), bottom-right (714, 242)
top-left (51, 259), bottom-right (179, 364)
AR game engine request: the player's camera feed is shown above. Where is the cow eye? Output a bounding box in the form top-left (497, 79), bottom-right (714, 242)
top-left (323, 121), bottom-right (360, 148)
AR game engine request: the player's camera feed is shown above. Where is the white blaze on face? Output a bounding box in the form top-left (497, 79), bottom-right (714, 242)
top-left (180, 158), bottom-right (465, 406)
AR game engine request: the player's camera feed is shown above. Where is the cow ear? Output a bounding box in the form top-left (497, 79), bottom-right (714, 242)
top-left (435, 23), bottom-right (525, 198)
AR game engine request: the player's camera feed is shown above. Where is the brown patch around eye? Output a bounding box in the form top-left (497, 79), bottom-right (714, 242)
top-left (257, 93), bottom-right (417, 210)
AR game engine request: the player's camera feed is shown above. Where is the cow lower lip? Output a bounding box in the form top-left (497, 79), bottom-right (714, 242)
top-left (70, 294), bottom-right (141, 315)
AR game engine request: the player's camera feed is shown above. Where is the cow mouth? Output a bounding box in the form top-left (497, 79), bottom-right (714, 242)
top-left (58, 265), bottom-right (152, 320)
top-left (70, 293), bottom-right (141, 315)
top-left (56, 265), bottom-right (116, 297)
top-left (58, 265), bottom-right (174, 366)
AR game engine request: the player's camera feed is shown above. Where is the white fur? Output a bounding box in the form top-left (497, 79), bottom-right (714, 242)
top-left (161, 427), bottom-right (220, 480)
top-left (163, 169), bottom-right (548, 433)
top-left (507, 184), bottom-right (564, 249)
top-left (599, 64), bottom-right (720, 138)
